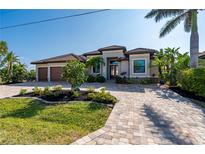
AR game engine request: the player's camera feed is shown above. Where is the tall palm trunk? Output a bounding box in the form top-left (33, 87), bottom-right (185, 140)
top-left (190, 10), bottom-right (199, 68)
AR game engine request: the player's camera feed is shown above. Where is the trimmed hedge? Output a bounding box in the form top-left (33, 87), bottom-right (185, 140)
top-left (87, 75), bottom-right (105, 83)
top-left (177, 68), bottom-right (205, 97)
top-left (115, 76), bottom-right (158, 84)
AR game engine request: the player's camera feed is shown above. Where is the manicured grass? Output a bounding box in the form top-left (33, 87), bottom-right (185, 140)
top-left (0, 98), bottom-right (111, 144)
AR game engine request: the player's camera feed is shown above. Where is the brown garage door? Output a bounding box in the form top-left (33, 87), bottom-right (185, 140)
top-left (50, 67), bottom-right (63, 81)
top-left (38, 67), bottom-right (48, 81)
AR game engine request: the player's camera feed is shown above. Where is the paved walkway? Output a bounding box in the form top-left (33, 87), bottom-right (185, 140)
top-left (72, 85), bottom-right (205, 145)
top-left (1, 82), bottom-right (205, 144)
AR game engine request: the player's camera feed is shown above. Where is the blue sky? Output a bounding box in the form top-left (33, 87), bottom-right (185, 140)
top-left (0, 9), bottom-right (205, 69)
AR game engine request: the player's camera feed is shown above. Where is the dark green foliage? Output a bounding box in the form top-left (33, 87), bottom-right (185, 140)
top-left (138, 78), bottom-right (157, 84)
top-left (177, 68), bottom-right (205, 97)
top-left (95, 75), bottom-right (105, 83)
top-left (153, 47), bottom-right (190, 85)
top-left (11, 63), bottom-right (28, 83)
top-left (86, 56), bottom-right (105, 67)
top-left (115, 76), bottom-right (128, 84)
top-left (115, 76), bottom-right (158, 85)
top-left (27, 69), bottom-right (36, 81)
top-left (87, 88), bottom-right (117, 105)
top-left (87, 75), bottom-right (96, 82)
top-left (87, 74), bottom-right (105, 83)
top-left (0, 62), bottom-right (28, 83)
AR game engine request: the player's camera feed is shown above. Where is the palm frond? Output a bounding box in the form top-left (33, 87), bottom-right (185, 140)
top-left (159, 11), bottom-right (188, 37)
top-left (145, 9), bottom-right (185, 22)
top-left (184, 11), bottom-right (192, 32)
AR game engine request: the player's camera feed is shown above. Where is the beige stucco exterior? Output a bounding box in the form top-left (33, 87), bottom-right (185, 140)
top-left (34, 48), bottom-right (158, 82)
top-left (129, 53), bottom-right (150, 78)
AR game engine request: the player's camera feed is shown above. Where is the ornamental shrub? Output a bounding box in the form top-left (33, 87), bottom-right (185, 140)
top-left (177, 68), bottom-right (205, 97)
top-left (87, 88), bottom-right (117, 105)
top-left (95, 75), bottom-right (105, 83)
top-left (33, 86), bottom-right (43, 96)
top-left (87, 75), bottom-right (96, 82)
top-left (19, 89), bottom-right (27, 95)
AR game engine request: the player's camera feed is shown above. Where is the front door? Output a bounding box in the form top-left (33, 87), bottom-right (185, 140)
top-left (110, 65), bottom-right (118, 79)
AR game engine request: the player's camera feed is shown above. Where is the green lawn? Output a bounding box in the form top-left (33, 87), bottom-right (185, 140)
top-left (0, 98), bottom-right (111, 144)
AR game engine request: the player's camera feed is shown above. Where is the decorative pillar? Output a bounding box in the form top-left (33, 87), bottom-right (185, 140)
top-left (36, 65), bottom-right (38, 82)
top-left (47, 65), bottom-right (51, 82)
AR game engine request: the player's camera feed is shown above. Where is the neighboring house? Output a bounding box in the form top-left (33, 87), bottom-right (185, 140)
top-left (199, 51), bottom-right (205, 59)
top-left (31, 45), bottom-right (158, 82)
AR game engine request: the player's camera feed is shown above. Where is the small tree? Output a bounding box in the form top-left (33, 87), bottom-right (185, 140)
top-left (62, 60), bottom-right (87, 91)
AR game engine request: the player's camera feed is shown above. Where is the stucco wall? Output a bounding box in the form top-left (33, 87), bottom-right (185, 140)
top-left (119, 61), bottom-right (129, 77)
top-left (129, 54), bottom-right (150, 78)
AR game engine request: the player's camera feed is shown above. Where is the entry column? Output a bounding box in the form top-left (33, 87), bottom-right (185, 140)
top-left (47, 65), bottom-right (51, 82)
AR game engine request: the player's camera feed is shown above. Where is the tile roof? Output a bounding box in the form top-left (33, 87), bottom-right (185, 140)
top-left (127, 48), bottom-right (157, 54)
top-left (31, 53), bottom-right (85, 64)
top-left (83, 50), bottom-right (101, 56)
top-left (98, 45), bottom-right (126, 51)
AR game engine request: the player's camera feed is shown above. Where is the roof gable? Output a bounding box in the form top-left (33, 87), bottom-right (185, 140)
top-left (31, 53), bottom-right (85, 64)
top-left (127, 48), bottom-right (157, 54)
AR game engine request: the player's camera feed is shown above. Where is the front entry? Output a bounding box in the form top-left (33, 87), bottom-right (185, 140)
top-left (110, 65), bottom-right (118, 79)
top-left (108, 59), bottom-right (119, 79)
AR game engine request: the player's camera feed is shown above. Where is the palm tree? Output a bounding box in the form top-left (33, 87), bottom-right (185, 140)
top-left (86, 56), bottom-right (105, 67)
top-left (3, 51), bottom-right (19, 79)
top-left (145, 9), bottom-right (200, 68)
top-left (0, 41), bottom-right (8, 67)
top-left (0, 41), bottom-right (8, 55)
top-left (86, 56), bottom-right (105, 74)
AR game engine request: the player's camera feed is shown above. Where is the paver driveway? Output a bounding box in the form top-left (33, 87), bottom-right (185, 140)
top-left (1, 82), bottom-right (205, 144)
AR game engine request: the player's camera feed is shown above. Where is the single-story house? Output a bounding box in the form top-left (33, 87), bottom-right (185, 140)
top-left (31, 45), bottom-right (158, 82)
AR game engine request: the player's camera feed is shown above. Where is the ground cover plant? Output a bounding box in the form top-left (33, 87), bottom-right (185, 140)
top-left (0, 98), bottom-right (112, 144)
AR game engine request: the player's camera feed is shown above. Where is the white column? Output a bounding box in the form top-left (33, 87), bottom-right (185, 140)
top-left (47, 65), bottom-right (51, 82)
top-left (36, 65), bottom-right (38, 82)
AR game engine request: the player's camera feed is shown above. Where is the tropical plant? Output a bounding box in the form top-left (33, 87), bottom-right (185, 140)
top-left (0, 41), bottom-right (8, 67)
top-left (145, 9), bottom-right (200, 68)
top-left (153, 47), bottom-right (190, 85)
top-left (177, 68), bottom-right (205, 97)
top-left (62, 60), bottom-right (87, 91)
top-left (86, 56), bottom-right (105, 67)
top-left (86, 56), bottom-right (104, 74)
top-left (2, 51), bottom-right (19, 80)
top-left (27, 69), bottom-right (36, 81)
top-left (12, 63), bottom-right (28, 83)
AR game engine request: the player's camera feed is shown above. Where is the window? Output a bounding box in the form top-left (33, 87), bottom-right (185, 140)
top-left (133, 60), bottom-right (145, 73)
top-left (93, 64), bottom-right (100, 73)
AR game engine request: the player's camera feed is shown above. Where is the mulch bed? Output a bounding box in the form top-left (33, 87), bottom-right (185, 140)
top-left (14, 90), bottom-right (90, 102)
top-left (169, 86), bottom-right (205, 103)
